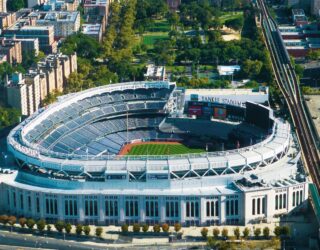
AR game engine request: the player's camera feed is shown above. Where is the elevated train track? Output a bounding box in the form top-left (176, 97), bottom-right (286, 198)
top-left (257, 0), bottom-right (320, 190)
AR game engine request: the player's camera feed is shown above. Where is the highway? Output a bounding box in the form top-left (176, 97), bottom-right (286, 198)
top-left (256, 0), bottom-right (320, 190)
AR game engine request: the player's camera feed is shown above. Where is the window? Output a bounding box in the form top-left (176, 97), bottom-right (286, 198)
top-left (28, 196), bottom-right (31, 212)
top-left (231, 200), bottom-right (234, 215)
top-left (262, 197), bottom-right (265, 214)
top-left (215, 201), bottom-right (219, 216)
top-left (293, 192), bottom-right (296, 206)
top-left (252, 199), bottom-right (255, 215)
top-left (279, 194), bottom-right (282, 209)
top-left (257, 198), bottom-right (261, 214)
top-left (36, 197), bottom-right (40, 213)
top-left (226, 200), bottom-right (230, 216)
top-left (235, 200), bottom-right (238, 215)
top-left (300, 190), bottom-right (303, 204)
top-left (195, 202), bottom-right (199, 217)
top-left (275, 195), bottom-right (278, 210)
top-left (211, 201), bottom-right (214, 216)
top-left (20, 194), bottom-right (24, 210)
top-left (206, 202), bottom-right (210, 217)
top-left (283, 194), bottom-right (286, 209)
top-left (186, 202), bottom-right (190, 217)
top-left (296, 191), bottom-right (299, 206)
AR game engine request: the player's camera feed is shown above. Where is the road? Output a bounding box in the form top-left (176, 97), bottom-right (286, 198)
top-left (257, 0), bottom-right (320, 190)
top-left (0, 230), bottom-right (117, 250)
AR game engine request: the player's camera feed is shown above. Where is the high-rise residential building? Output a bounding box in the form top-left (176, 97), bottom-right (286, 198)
top-left (5, 53), bottom-right (77, 116)
top-left (0, 38), bottom-right (22, 64)
top-left (0, 0), bottom-right (7, 13)
top-left (0, 12), bottom-right (16, 30)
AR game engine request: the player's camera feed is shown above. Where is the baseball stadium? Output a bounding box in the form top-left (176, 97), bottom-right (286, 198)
top-left (0, 81), bottom-right (308, 226)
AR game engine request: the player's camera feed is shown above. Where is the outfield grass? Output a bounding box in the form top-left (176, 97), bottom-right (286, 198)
top-left (127, 143), bottom-right (205, 155)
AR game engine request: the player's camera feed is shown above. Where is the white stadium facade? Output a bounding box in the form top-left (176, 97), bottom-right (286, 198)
top-left (0, 81), bottom-right (308, 226)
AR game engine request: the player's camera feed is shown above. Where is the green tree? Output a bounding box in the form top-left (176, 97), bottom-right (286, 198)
top-left (121, 224), bottom-right (129, 233)
top-left (254, 228), bottom-right (261, 238)
top-left (263, 227), bottom-right (270, 238)
top-left (234, 227), bottom-right (240, 239)
top-left (95, 227), bottom-right (103, 237)
top-left (142, 224), bottom-right (149, 233)
top-left (36, 219), bottom-right (46, 232)
top-left (7, 0), bottom-right (25, 11)
top-left (132, 223), bottom-right (140, 233)
top-left (162, 223), bottom-right (169, 233)
top-left (19, 217), bottom-right (27, 228)
top-left (76, 224), bottom-right (83, 235)
top-left (222, 228), bottom-right (228, 239)
top-left (64, 223), bottom-right (72, 234)
top-left (225, 16), bottom-right (244, 31)
top-left (83, 225), bottom-right (91, 236)
top-left (26, 219), bottom-right (35, 229)
top-left (54, 220), bottom-right (65, 233)
top-left (201, 227), bottom-right (209, 238)
top-left (274, 226), bottom-right (281, 237)
top-left (153, 224), bottom-right (161, 233)
top-left (213, 228), bottom-right (220, 238)
top-left (174, 223), bottom-right (181, 233)
top-left (243, 227), bottom-right (250, 239)
top-left (242, 59), bottom-right (263, 79)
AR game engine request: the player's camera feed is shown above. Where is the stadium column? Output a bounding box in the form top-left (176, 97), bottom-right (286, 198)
top-left (78, 196), bottom-right (85, 223)
top-left (99, 195), bottom-right (105, 224)
top-left (180, 198), bottom-right (186, 224)
top-left (200, 197), bottom-right (206, 225)
top-left (119, 196), bottom-right (125, 223)
top-left (139, 197), bottom-right (145, 223)
top-left (58, 195), bottom-right (64, 220)
top-left (219, 195), bottom-right (226, 225)
top-left (160, 197), bottom-right (166, 223)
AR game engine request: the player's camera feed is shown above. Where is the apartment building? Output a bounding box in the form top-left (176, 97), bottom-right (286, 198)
top-left (5, 53), bottom-right (77, 116)
top-left (0, 0), bottom-right (6, 13)
top-left (35, 11), bottom-right (80, 38)
top-left (3, 22), bottom-right (57, 53)
top-left (0, 38), bottom-right (22, 64)
top-left (0, 12), bottom-right (16, 30)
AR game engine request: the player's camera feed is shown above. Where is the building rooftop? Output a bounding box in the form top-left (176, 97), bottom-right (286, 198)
top-left (81, 23), bottom-right (101, 35)
top-left (84, 0), bottom-right (108, 6)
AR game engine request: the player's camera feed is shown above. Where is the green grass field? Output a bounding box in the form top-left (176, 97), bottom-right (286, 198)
top-left (142, 34), bottom-right (168, 45)
top-left (127, 143), bottom-right (205, 155)
top-left (220, 11), bottom-right (243, 24)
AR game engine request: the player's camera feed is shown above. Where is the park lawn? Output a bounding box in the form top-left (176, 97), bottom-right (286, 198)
top-left (142, 33), bottom-right (169, 45)
top-left (219, 11), bottom-right (243, 24)
top-left (127, 143), bottom-right (205, 155)
top-left (145, 19), bottom-right (171, 32)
